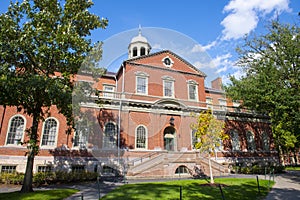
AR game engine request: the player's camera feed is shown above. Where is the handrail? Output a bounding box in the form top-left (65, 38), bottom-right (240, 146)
top-left (128, 152), bottom-right (161, 166)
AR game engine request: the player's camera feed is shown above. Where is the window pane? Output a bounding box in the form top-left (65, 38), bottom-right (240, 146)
top-left (230, 130), bottom-right (240, 151)
top-left (189, 84), bottom-right (196, 100)
top-left (136, 126), bottom-right (146, 148)
top-left (246, 131), bottom-right (256, 151)
top-left (41, 119), bottom-right (57, 146)
top-left (137, 77), bottom-right (146, 94)
top-left (262, 132), bottom-right (270, 151)
top-left (103, 123), bottom-right (117, 148)
top-left (74, 124), bottom-right (88, 148)
top-left (164, 81), bottom-right (173, 97)
top-left (7, 116), bottom-right (24, 145)
top-left (1, 166), bottom-right (16, 173)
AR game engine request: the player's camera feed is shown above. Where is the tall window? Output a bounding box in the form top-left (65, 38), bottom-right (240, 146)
top-left (136, 72), bottom-right (149, 95)
top-left (41, 118), bottom-right (58, 147)
top-left (136, 77), bottom-right (147, 94)
top-left (103, 122), bottom-right (117, 149)
top-left (230, 130), bottom-right (240, 151)
top-left (164, 80), bottom-right (174, 97)
top-left (261, 132), bottom-right (270, 151)
top-left (188, 80), bottom-right (198, 101)
top-left (133, 47), bottom-right (137, 57)
top-left (6, 116), bottom-right (25, 145)
top-left (246, 131), bottom-right (256, 151)
top-left (136, 125), bottom-right (147, 149)
top-left (73, 124), bottom-right (88, 148)
top-left (140, 47), bottom-right (146, 56)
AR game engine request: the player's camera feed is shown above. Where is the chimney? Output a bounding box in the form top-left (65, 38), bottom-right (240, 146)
top-left (211, 77), bottom-right (222, 90)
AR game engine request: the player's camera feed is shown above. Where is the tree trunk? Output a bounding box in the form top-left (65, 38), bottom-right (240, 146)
top-left (208, 153), bottom-right (214, 184)
top-left (21, 111), bottom-right (39, 193)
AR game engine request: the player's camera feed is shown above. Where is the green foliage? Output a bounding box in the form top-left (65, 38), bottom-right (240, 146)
top-left (0, 0), bottom-right (108, 191)
top-left (0, 171), bottom-right (98, 186)
top-left (225, 20), bottom-right (300, 153)
top-left (0, 173), bottom-right (24, 185)
top-left (0, 189), bottom-right (79, 200)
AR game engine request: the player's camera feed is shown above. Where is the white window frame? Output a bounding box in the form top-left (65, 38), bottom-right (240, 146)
top-left (40, 117), bottom-right (59, 148)
top-left (135, 125), bottom-right (148, 149)
top-left (5, 115), bottom-right (26, 146)
top-left (246, 131), bottom-right (256, 151)
top-left (261, 132), bottom-right (270, 151)
top-left (230, 130), bottom-right (240, 151)
top-left (162, 76), bottom-right (175, 98)
top-left (73, 122), bottom-right (88, 149)
top-left (103, 122), bottom-right (118, 149)
top-left (187, 80), bottom-right (198, 101)
top-left (103, 84), bottom-right (115, 98)
top-left (218, 98), bottom-right (227, 110)
top-left (135, 72), bottom-right (149, 95)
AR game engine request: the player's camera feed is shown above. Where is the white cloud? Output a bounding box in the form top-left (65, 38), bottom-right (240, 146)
top-left (221, 0), bottom-right (290, 40)
top-left (191, 41), bottom-right (217, 53)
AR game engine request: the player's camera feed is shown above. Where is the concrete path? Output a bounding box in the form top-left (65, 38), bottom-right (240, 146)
top-left (264, 170), bottom-right (300, 200)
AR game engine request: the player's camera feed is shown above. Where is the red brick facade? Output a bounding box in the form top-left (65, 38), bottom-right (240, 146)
top-left (0, 33), bottom-right (279, 178)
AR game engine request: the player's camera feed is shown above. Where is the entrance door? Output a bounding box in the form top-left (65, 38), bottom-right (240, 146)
top-left (164, 126), bottom-right (175, 151)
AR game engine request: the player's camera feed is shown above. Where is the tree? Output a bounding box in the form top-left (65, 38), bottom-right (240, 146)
top-left (225, 21), bottom-right (300, 165)
top-left (0, 0), bottom-right (108, 192)
top-left (191, 110), bottom-right (226, 184)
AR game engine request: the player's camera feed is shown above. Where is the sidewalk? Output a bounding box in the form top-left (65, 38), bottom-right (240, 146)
top-left (264, 170), bottom-right (300, 200)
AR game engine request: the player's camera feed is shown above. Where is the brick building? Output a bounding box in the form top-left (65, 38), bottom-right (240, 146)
top-left (0, 30), bottom-right (278, 178)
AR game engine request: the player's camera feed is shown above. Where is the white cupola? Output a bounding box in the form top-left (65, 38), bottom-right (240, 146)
top-left (128, 25), bottom-right (151, 59)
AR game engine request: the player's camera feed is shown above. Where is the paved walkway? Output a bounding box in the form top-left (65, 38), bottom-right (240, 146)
top-left (0, 171), bottom-right (299, 199)
top-left (264, 170), bottom-right (300, 200)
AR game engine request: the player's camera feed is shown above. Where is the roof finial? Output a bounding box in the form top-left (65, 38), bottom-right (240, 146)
top-left (138, 24), bottom-right (142, 36)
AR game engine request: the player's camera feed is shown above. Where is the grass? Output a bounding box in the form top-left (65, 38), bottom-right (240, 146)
top-left (285, 166), bottom-right (300, 171)
top-left (0, 188), bottom-right (79, 200)
top-left (101, 178), bottom-right (275, 200)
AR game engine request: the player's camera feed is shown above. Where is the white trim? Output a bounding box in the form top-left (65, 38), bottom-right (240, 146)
top-left (163, 79), bottom-right (174, 98)
top-left (187, 80), bottom-right (198, 101)
top-left (5, 114), bottom-right (26, 146)
top-left (40, 117), bottom-right (59, 149)
top-left (162, 56), bottom-right (174, 67)
top-left (103, 121), bottom-right (118, 149)
top-left (135, 75), bottom-right (148, 95)
top-left (135, 125), bottom-right (148, 149)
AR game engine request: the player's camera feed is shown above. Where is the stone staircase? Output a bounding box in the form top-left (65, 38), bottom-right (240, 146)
top-left (126, 151), bottom-right (230, 179)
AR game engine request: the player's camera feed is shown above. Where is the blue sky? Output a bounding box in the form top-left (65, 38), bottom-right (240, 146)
top-left (1, 0), bottom-right (299, 86)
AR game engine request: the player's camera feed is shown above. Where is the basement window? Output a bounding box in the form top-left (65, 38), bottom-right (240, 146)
top-left (1, 165), bottom-right (16, 173)
top-left (175, 165), bottom-right (189, 174)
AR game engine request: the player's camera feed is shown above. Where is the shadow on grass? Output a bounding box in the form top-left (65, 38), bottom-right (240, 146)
top-left (101, 178), bottom-right (274, 200)
top-left (0, 189), bottom-right (78, 200)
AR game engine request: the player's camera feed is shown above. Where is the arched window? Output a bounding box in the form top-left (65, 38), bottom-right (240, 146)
top-left (230, 130), bottom-right (240, 151)
top-left (175, 165), bottom-right (189, 174)
top-left (246, 131), bottom-right (256, 151)
top-left (41, 118), bottom-right (58, 147)
top-left (103, 122), bottom-right (117, 149)
top-left (136, 125), bottom-right (147, 149)
top-left (132, 47), bottom-right (138, 57)
top-left (262, 132), bottom-right (270, 151)
top-left (6, 115), bottom-right (25, 145)
top-left (73, 123), bottom-right (88, 148)
top-left (140, 47), bottom-right (146, 56)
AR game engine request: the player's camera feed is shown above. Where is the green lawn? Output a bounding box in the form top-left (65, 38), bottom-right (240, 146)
top-left (285, 166), bottom-right (300, 171)
top-left (101, 178), bottom-right (274, 200)
top-left (0, 188), bottom-right (79, 200)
